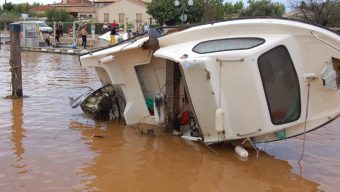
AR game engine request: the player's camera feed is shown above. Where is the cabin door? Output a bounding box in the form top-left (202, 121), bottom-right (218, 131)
top-left (258, 45), bottom-right (301, 125)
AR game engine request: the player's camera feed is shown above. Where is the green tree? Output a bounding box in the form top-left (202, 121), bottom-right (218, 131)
top-left (13, 3), bottom-right (30, 14)
top-left (292, 0), bottom-right (340, 26)
top-left (147, 0), bottom-right (180, 25)
top-left (45, 8), bottom-right (75, 22)
top-left (224, 1), bottom-right (244, 18)
top-left (31, 2), bottom-right (41, 8)
top-left (147, 0), bottom-right (228, 25)
top-left (0, 12), bottom-right (19, 31)
top-left (240, 0), bottom-right (285, 17)
top-left (2, 2), bottom-right (15, 12)
top-left (187, 0), bottom-right (204, 24)
top-left (202, 0), bottom-right (225, 22)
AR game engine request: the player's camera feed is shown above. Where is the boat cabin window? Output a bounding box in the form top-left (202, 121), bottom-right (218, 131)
top-left (192, 38), bottom-right (265, 54)
top-left (258, 45), bottom-right (301, 125)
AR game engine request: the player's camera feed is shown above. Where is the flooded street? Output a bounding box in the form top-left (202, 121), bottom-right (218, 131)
top-left (0, 45), bottom-right (339, 192)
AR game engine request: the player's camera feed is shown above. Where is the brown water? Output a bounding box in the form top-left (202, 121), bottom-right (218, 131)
top-left (0, 45), bottom-right (339, 192)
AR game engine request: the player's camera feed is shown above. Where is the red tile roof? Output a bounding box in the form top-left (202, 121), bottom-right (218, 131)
top-left (30, 5), bottom-right (51, 12)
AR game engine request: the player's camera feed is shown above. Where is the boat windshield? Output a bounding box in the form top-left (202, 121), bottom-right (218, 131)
top-left (193, 38), bottom-right (265, 54)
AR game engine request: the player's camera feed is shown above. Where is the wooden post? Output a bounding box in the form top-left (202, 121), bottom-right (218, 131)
top-left (9, 23), bottom-right (23, 98)
top-left (165, 60), bottom-right (181, 133)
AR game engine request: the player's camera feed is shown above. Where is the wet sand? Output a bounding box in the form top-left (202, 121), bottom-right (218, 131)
top-left (0, 45), bottom-right (339, 191)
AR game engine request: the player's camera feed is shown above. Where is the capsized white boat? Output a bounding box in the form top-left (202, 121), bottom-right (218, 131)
top-left (79, 18), bottom-right (340, 144)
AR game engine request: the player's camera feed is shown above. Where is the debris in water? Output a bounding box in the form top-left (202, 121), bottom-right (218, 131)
top-left (89, 134), bottom-right (106, 139)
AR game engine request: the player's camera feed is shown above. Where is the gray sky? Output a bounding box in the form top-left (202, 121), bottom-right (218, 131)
top-left (0, 0), bottom-right (291, 9)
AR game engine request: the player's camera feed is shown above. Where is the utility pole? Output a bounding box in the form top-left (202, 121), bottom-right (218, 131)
top-left (9, 23), bottom-right (23, 98)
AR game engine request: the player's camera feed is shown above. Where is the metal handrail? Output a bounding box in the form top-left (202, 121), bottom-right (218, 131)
top-left (311, 30), bottom-right (340, 52)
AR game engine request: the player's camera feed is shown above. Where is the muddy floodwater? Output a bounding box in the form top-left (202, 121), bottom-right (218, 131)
top-left (0, 45), bottom-right (339, 192)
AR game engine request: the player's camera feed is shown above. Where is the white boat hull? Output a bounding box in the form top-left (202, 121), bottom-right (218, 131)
top-left (80, 18), bottom-right (340, 143)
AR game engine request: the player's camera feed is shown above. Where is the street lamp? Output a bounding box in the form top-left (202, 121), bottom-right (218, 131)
top-left (174, 0), bottom-right (194, 25)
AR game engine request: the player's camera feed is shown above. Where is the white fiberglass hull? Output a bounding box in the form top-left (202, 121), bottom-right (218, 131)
top-left (80, 18), bottom-right (340, 144)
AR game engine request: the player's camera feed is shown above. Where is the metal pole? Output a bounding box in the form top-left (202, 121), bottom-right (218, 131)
top-left (9, 23), bottom-right (23, 98)
top-left (53, 21), bottom-right (56, 45)
top-left (73, 21), bottom-right (76, 45)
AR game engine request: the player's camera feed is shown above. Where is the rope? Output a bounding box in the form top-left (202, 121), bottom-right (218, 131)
top-left (9, 58), bottom-right (21, 98)
top-left (298, 82), bottom-right (311, 164)
top-left (9, 59), bottom-right (20, 80)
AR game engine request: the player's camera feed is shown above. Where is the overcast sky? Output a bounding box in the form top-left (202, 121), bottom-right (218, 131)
top-left (0, 0), bottom-right (291, 9)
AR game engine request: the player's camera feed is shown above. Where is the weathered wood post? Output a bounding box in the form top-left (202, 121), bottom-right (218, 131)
top-left (165, 60), bottom-right (181, 133)
top-left (9, 23), bottom-right (23, 98)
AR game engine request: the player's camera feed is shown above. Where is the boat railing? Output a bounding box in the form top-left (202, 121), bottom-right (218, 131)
top-left (311, 30), bottom-right (340, 52)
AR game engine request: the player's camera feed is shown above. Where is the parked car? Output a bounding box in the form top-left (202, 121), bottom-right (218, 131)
top-left (36, 21), bottom-right (53, 34)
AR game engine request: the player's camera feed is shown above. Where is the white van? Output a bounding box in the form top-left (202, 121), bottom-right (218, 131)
top-left (15, 21), bottom-right (53, 34)
top-left (36, 21), bottom-right (53, 34)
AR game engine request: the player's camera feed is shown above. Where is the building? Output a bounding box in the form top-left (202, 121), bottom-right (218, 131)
top-left (93, 0), bottom-right (115, 8)
top-left (283, 10), bottom-right (304, 20)
top-left (30, 5), bottom-right (51, 14)
top-left (52, 0), bottom-right (96, 19)
top-left (96, 0), bottom-right (152, 31)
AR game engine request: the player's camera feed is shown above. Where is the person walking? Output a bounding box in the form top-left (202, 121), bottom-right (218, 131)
top-left (81, 25), bottom-right (88, 49)
top-left (55, 26), bottom-right (62, 43)
top-left (58, 21), bottom-right (63, 36)
top-left (110, 23), bottom-right (118, 45)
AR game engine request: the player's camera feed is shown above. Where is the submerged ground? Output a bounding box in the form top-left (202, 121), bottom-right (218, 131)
top-left (0, 45), bottom-right (339, 192)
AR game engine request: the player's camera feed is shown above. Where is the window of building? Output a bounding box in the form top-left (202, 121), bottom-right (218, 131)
top-left (136, 13), bottom-right (142, 24)
top-left (104, 13), bottom-right (109, 23)
top-left (192, 38), bottom-right (265, 54)
top-left (258, 45), bottom-right (301, 125)
top-left (79, 14), bottom-right (87, 19)
top-left (119, 13), bottom-right (125, 24)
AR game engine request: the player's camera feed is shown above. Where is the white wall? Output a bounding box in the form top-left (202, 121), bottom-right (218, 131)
top-left (96, 0), bottom-right (152, 31)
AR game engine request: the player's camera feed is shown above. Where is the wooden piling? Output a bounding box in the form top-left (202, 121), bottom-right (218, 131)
top-left (9, 23), bottom-right (23, 98)
top-left (165, 60), bottom-right (181, 133)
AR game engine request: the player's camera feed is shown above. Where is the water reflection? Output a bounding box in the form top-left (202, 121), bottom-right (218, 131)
top-left (69, 119), bottom-right (318, 192)
top-left (11, 99), bottom-right (25, 161)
